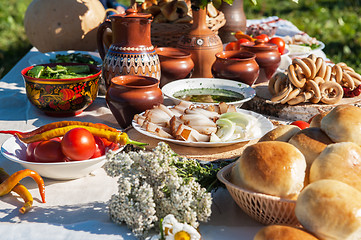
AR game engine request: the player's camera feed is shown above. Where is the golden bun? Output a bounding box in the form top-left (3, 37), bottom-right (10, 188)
top-left (295, 179), bottom-right (361, 240)
top-left (254, 225), bottom-right (318, 240)
top-left (321, 105), bottom-right (361, 144)
top-left (309, 111), bottom-right (329, 128)
top-left (258, 125), bottom-right (300, 142)
top-left (288, 127), bottom-right (333, 166)
top-left (310, 142), bottom-right (361, 192)
top-left (231, 141), bottom-right (306, 199)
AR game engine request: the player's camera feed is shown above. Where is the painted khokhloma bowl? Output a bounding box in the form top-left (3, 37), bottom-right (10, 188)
top-left (21, 63), bottom-right (101, 116)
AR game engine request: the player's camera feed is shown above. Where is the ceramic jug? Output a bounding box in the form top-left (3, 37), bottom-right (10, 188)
top-left (97, 8), bottom-right (161, 89)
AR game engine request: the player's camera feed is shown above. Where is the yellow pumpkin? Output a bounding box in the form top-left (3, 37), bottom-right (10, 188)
top-left (24, 0), bottom-right (106, 52)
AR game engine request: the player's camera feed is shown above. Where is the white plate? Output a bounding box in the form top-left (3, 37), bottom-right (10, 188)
top-left (287, 41), bottom-right (325, 58)
top-left (28, 50), bottom-right (102, 66)
top-left (1, 136), bottom-right (122, 180)
top-left (161, 78), bottom-right (256, 107)
top-left (132, 108), bottom-right (273, 147)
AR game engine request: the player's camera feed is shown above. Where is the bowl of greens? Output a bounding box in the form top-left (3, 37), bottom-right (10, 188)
top-left (21, 63), bottom-right (101, 116)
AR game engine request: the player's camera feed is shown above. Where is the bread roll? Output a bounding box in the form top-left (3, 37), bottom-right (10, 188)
top-left (310, 142), bottom-right (361, 192)
top-left (288, 127), bottom-right (333, 166)
top-left (321, 104), bottom-right (361, 144)
top-left (295, 179), bottom-right (361, 240)
top-left (231, 141), bottom-right (306, 199)
top-left (258, 125), bottom-right (300, 142)
top-left (309, 111), bottom-right (329, 128)
top-left (254, 225), bottom-right (319, 240)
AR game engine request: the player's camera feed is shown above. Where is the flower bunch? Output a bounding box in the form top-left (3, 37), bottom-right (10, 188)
top-left (103, 142), bottom-right (212, 239)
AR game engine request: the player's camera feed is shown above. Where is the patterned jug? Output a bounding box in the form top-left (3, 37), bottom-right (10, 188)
top-left (97, 8), bottom-right (161, 89)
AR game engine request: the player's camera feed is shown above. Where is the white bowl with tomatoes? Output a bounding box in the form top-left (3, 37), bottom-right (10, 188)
top-left (0, 128), bottom-right (123, 180)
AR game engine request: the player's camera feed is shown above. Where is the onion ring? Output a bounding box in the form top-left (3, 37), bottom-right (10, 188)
top-left (315, 57), bottom-right (324, 73)
top-left (320, 81), bottom-right (344, 105)
top-left (343, 66), bottom-right (355, 72)
top-left (274, 73), bottom-right (288, 94)
top-left (293, 58), bottom-right (312, 78)
top-left (313, 76), bottom-right (325, 85)
top-left (288, 64), bottom-right (306, 88)
top-left (268, 72), bottom-right (286, 95)
top-left (346, 71), bottom-right (361, 86)
top-left (308, 54), bottom-right (317, 62)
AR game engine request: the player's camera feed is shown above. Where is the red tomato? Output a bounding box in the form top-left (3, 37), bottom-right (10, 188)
top-left (254, 34), bottom-right (270, 42)
top-left (290, 121), bottom-right (310, 130)
top-left (225, 41), bottom-right (240, 51)
top-left (34, 140), bottom-right (66, 163)
top-left (61, 128), bottom-right (96, 161)
top-left (91, 136), bottom-right (106, 159)
top-left (238, 38), bottom-right (251, 44)
top-left (269, 37), bottom-right (286, 54)
top-left (26, 141), bottom-right (41, 162)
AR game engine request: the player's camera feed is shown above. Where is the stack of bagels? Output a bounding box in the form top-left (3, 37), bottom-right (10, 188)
top-left (269, 54), bottom-right (361, 105)
top-left (229, 104), bottom-right (361, 239)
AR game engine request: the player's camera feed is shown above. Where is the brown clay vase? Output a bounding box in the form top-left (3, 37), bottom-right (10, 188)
top-left (211, 51), bottom-right (259, 86)
top-left (241, 39), bottom-right (281, 84)
top-left (156, 47), bottom-right (194, 88)
top-left (218, 0), bottom-right (247, 43)
top-left (177, 8), bottom-right (223, 78)
top-left (97, 9), bottom-right (161, 89)
top-left (106, 75), bottom-right (164, 129)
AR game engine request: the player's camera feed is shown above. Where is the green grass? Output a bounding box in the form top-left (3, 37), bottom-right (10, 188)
top-left (1, 0), bottom-right (360, 79)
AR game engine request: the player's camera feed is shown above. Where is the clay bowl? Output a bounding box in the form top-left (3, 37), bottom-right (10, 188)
top-left (156, 47), bottom-right (194, 88)
top-left (21, 63), bottom-right (101, 117)
top-left (211, 51), bottom-right (260, 86)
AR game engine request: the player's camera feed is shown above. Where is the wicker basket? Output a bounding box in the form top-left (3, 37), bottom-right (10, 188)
top-left (217, 163), bottom-right (300, 226)
top-left (151, 11), bottom-right (226, 47)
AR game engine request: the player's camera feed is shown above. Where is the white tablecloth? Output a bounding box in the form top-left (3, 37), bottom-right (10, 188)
top-left (0, 48), bottom-right (264, 239)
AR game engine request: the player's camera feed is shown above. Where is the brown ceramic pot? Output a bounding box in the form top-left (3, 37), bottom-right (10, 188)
top-left (106, 75), bottom-right (163, 129)
top-left (97, 9), bottom-right (161, 89)
top-left (177, 8), bottom-right (223, 78)
top-left (218, 0), bottom-right (247, 43)
top-left (211, 51), bottom-right (259, 86)
top-left (156, 47), bottom-right (194, 88)
top-left (241, 39), bottom-right (281, 84)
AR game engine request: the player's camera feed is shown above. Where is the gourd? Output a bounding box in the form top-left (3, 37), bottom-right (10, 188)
top-left (24, 0), bottom-right (106, 52)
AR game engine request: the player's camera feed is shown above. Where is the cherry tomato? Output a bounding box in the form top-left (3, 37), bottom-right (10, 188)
top-left (237, 38), bottom-right (251, 45)
top-left (290, 121), bottom-right (310, 130)
top-left (91, 136), bottom-right (106, 159)
top-left (254, 34), bottom-right (270, 42)
top-left (61, 128), bottom-right (96, 161)
top-left (225, 41), bottom-right (240, 51)
top-left (34, 140), bottom-right (66, 163)
top-left (269, 37), bottom-right (286, 54)
top-left (26, 141), bottom-right (41, 162)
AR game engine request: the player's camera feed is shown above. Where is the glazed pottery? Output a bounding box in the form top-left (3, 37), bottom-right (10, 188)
top-left (211, 51), bottom-right (259, 86)
top-left (218, 0), bottom-right (247, 43)
top-left (106, 75), bottom-right (163, 129)
top-left (21, 63), bottom-right (100, 117)
top-left (156, 47), bottom-right (194, 88)
top-left (177, 8), bottom-right (223, 78)
top-left (241, 39), bottom-right (281, 84)
top-left (97, 8), bottom-right (161, 89)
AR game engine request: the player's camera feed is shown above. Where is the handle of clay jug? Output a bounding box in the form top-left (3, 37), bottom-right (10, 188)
top-left (97, 20), bottom-right (112, 60)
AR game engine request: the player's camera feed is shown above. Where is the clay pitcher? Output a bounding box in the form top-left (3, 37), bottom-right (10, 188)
top-left (97, 8), bottom-right (161, 89)
top-left (177, 8), bottom-right (223, 78)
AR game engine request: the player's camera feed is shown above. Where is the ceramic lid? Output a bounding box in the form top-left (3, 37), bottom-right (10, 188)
top-left (242, 39), bottom-right (278, 51)
top-left (123, 8), bottom-right (152, 18)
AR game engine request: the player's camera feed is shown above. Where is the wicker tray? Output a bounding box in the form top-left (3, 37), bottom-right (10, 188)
top-left (217, 163), bottom-right (300, 226)
top-left (151, 11), bottom-right (226, 47)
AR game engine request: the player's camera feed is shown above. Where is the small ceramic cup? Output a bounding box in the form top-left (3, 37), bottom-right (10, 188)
top-left (211, 51), bottom-right (260, 86)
